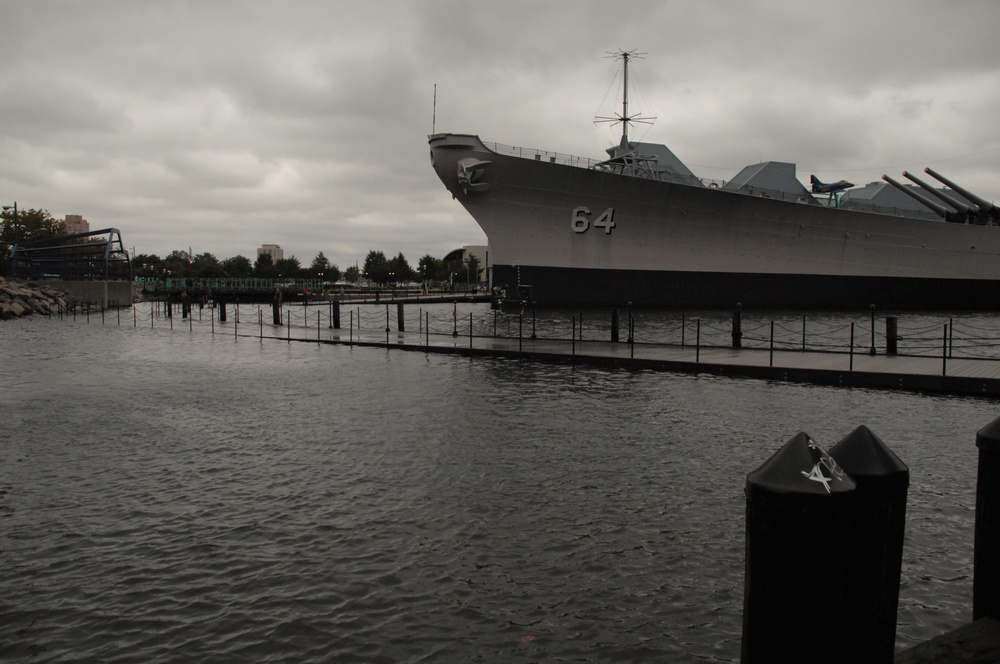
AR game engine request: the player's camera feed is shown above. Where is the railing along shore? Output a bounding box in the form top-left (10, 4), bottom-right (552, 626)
top-left (44, 299), bottom-right (1000, 365)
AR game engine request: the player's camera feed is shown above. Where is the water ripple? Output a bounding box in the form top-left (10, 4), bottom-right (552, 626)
top-left (0, 316), bottom-right (991, 661)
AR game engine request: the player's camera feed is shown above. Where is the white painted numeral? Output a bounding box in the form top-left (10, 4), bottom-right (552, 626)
top-left (571, 206), bottom-right (615, 234)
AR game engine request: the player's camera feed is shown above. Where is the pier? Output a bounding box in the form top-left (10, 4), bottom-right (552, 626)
top-left (335, 329), bottom-right (1000, 398)
top-left (68, 299), bottom-right (1000, 398)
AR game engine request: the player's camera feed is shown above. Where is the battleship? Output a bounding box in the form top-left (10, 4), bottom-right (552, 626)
top-left (429, 51), bottom-right (999, 309)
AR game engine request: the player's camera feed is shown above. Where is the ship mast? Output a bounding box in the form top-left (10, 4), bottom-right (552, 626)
top-left (595, 49), bottom-right (655, 151)
top-left (621, 50), bottom-right (632, 145)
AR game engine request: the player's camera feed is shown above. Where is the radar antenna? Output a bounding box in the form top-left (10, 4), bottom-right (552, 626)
top-left (594, 49), bottom-right (656, 148)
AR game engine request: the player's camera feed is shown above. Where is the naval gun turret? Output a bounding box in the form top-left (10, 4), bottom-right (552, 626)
top-left (923, 167), bottom-right (1000, 225)
top-left (902, 170), bottom-right (975, 221)
top-left (881, 174), bottom-right (964, 222)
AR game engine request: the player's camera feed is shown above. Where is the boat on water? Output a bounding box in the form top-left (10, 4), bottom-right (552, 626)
top-left (428, 51), bottom-right (1000, 309)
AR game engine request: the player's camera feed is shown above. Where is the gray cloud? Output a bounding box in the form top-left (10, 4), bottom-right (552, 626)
top-left (2, 0), bottom-right (997, 268)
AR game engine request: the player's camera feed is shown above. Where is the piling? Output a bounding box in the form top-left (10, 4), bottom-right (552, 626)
top-left (218, 297), bottom-right (227, 322)
top-left (887, 316), bottom-right (899, 355)
top-left (869, 304), bottom-right (877, 355)
top-left (611, 308), bottom-right (620, 342)
top-left (975, 416), bottom-right (1000, 621)
top-left (828, 425), bottom-right (909, 663)
top-left (272, 301), bottom-right (282, 325)
top-left (332, 300), bottom-right (341, 329)
top-left (742, 432), bottom-right (855, 664)
top-left (732, 303), bottom-right (742, 348)
top-left (397, 303), bottom-right (405, 332)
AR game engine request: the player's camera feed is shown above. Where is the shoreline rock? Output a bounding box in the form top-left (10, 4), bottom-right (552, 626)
top-left (0, 278), bottom-right (78, 320)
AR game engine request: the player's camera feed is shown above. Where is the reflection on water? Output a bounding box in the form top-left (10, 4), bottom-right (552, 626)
top-left (0, 315), bottom-right (993, 662)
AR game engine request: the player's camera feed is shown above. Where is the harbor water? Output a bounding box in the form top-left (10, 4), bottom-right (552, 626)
top-left (1, 309), bottom-right (996, 662)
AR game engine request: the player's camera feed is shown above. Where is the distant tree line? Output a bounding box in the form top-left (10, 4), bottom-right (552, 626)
top-left (1, 207), bottom-right (482, 286)
top-left (0, 207), bottom-right (66, 275)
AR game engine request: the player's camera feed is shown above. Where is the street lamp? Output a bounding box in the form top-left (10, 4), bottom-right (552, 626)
top-left (2, 202), bottom-right (17, 245)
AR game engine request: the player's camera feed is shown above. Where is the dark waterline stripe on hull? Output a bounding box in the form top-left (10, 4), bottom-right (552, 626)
top-left (491, 264), bottom-right (1000, 310)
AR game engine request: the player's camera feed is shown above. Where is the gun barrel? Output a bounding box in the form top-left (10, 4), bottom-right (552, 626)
top-left (882, 174), bottom-right (953, 219)
top-left (902, 171), bottom-right (971, 215)
top-left (924, 167), bottom-right (993, 213)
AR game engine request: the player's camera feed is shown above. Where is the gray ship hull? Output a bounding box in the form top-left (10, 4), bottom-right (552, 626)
top-left (429, 133), bottom-right (1000, 309)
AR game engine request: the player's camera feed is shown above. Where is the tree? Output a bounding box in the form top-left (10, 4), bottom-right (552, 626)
top-left (363, 250), bottom-right (389, 284)
top-left (190, 252), bottom-right (224, 278)
top-left (387, 252), bottom-right (415, 284)
top-left (438, 256), bottom-right (465, 283)
top-left (310, 252), bottom-right (330, 278)
top-left (164, 249), bottom-right (194, 277)
top-left (418, 254), bottom-right (439, 282)
top-left (344, 265), bottom-right (360, 283)
top-left (275, 256), bottom-right (302, 279)
top-left (1, 207), bottom-right (64, 275)
top-left (221, 255), bottom-right (253, 278)
top-left (254, 252), bottom-right (275, 278)
top-left (132, 253), bottom-right (164, 280)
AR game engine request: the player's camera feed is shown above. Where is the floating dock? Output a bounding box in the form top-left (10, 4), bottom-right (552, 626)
top-left (301, 325), bottom-right (1000, 399)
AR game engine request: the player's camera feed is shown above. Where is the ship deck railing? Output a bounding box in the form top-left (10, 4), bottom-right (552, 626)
top-left (484, 141), bottom-right (604, 169)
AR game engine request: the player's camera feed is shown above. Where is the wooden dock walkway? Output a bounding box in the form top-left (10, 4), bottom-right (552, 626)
top-left (255, 321), bottom-right (1000, 399)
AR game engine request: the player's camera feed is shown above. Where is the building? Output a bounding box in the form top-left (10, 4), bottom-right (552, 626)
top-left (258, 244), bottom-right (283, 262)
top-left (64, 214), bottom-right (89, 235)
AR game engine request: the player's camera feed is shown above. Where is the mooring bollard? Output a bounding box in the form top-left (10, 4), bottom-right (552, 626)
top-left (611, 308), bottom-right (620, 342)
top-left (742, 432), bottom-right (855, 664)
top-left (732, 303), bottom-right (742, 348)
top-left (886, 316), bottom-right (899, 355)
top-left (828, 425), bottom-right (909, 664)
top-left (974, 416), bottom-right (1000, 621)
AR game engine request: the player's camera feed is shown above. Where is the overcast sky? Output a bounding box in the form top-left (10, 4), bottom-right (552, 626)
top-left (2, 0), bottom-right (998, 269)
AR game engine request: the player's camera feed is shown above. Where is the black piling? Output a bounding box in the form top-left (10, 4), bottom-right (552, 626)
top-left (886, 316), bottom-right (899, 355)
top-left (742, 432), bottom-right (855, 664)
top-left (732, 303), bottom-right (742, 348)
top-left (397, 303), bottom-right (405, 332)
top-left (332, 300), bottom-right (341, 329)
top-left (975, 416), bottom-right (1000, 621)
top-left (611, 308), bottom-right (620, 342)
top-left (272, 301), bottom-right (282, 325)
top-left (828, 425), bottom-right (909, 663)
top-left (218, 297), bottom-right (227, 322)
